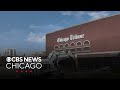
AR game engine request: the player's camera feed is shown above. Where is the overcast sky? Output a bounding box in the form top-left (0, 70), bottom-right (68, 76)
top-left (0, 11), bottom-right (120, 55)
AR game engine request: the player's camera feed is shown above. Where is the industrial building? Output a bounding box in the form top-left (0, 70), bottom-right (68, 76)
top-left (46, 14), bottom-right (120, 71)
top-left (4, 49), bottom-right (16, 56)
top-left (46, 14), bottom-right (120, 57)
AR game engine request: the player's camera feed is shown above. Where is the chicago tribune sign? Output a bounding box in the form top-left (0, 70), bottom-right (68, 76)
top-left (57, 34), bottom-right (84, 43)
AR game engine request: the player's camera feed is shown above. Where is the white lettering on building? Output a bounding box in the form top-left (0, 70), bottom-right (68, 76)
top-left (57, 34), bottom-right (84, 43)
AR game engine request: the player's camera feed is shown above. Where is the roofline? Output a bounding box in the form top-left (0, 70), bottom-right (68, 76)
top-left (46, 13), bottom-right (120, 35)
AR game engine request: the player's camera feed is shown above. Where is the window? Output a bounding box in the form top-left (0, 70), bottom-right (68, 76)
top-left (59, 44), bottom-right (64, 48)
top-left (83, 46), bottom-right (90, 51)
top-left (70, 48), bottom-right (75, 52)
top-left (76, 47), bottom-right (82, 52)
top-left (59, 50), bottom-right (64, 52)
top-left (66, 48), bottom-right (69, 51)
top-left (83, 40), bottom-right (90, 45)
top-left (70, 42), bottom-right (75, 47)
top-left (54, 45), bottom-right (59, 49)
top-left (64, 43), bottom-right (69, 48)
top-left (76, 41), bottom-right (82, 46)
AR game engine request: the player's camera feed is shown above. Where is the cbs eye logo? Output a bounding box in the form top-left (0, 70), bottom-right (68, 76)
top-left (6, 57), bottom-right (11, 62)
